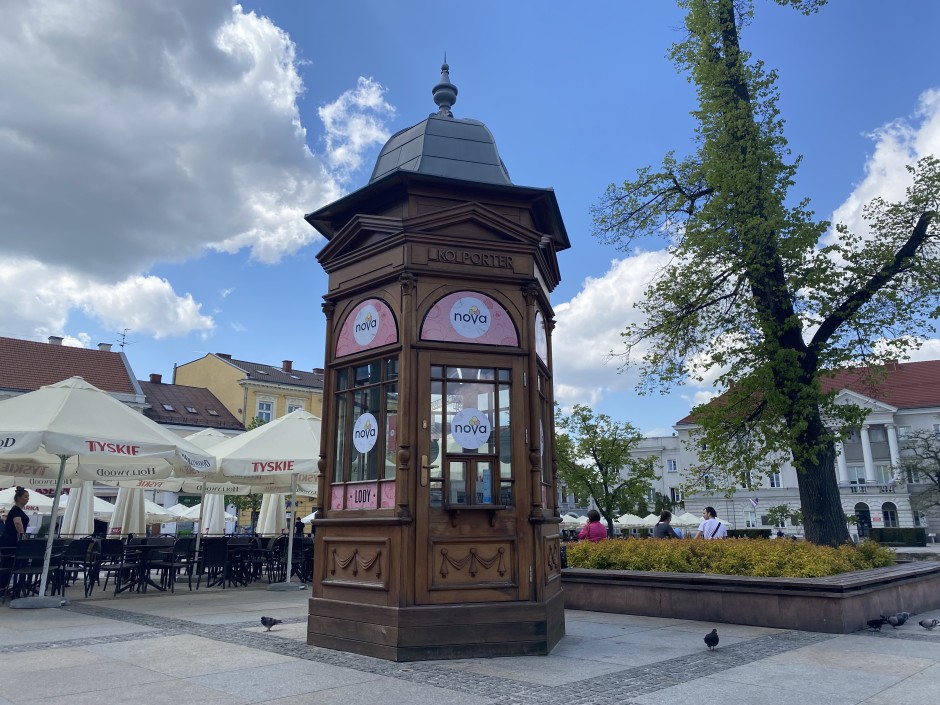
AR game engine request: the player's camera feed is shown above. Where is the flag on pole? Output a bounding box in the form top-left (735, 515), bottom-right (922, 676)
top-left (749, 497), bottom-right (759, 509)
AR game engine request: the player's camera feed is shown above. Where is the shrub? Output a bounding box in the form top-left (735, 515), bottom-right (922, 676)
top-left (565, 538), bottom-right (894, 577)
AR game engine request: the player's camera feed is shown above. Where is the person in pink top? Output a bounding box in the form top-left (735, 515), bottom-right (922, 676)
top-left (577, 509), bottom-right (607, 542)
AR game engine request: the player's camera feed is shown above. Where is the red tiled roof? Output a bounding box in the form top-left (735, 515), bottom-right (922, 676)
top-left (0, 336), bottom-right (138, 394)
top-left (676, 359), bottom-right (940, 425)
top-left (138, 380), bottom-right (244, 431)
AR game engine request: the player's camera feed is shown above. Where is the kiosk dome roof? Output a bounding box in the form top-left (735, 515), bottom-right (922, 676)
top-left (369, 62), bottom-right (512, 187)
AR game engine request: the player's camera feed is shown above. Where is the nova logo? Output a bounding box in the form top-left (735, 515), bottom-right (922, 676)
top-left (352, 412), bottom-right (379, 453)
top-left (353, 303), bottom-right (381, 346)
top-left (451, 408), bottom-right (492, 449)
top-left (449, 297), bottom-right (491, 339)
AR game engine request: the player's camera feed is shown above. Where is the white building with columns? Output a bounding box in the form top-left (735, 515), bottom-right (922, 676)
top-left (630, 360), bottom-right (940, 540)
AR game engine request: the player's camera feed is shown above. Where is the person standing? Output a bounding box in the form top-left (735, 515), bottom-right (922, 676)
top-left (577, 509), bottom-right (607, 543)
top-left (294, 518), bottom-right (305, 538)
top-left (696, 506), bottom-right (727, 539)
top-left (1, 487), bottom-right (30, 548)
top-left (652, 510), bottom-right (679, 539)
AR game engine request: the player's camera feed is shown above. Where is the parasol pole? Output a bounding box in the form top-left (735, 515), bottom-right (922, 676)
top-left (12, 454), bottom-right (69, 608)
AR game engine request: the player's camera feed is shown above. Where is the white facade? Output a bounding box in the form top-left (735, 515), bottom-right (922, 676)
top-left (630, 387), bottom-right (939, 540)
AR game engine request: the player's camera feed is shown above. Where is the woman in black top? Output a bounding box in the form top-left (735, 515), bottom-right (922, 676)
top-left (1, 486), bottom-right (30, 548)
top-left (652, 510), bottom-right (679, 539)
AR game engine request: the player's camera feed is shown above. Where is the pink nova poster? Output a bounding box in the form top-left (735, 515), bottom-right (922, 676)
top-left (335, 298), bottom-right (399, 358)
top-left (421, 291), bottom-right (518, 346)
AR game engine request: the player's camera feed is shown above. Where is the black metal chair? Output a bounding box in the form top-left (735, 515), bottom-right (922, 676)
top-left (62, 536), bottom-right (99, 598)
top-left (10, 538), bottom-right (67, 599)
top-left (194, 537), bottom-right (230, 589)
top-left (0, 546), bottom-right (15, 604)
top-left (148, 537), bottom-right (194, 592)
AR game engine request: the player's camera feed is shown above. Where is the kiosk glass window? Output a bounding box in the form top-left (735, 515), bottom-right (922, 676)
top-left (332, 357), bottom-right (398, 484)
top-left (428, 365), bottom-right (512, 508)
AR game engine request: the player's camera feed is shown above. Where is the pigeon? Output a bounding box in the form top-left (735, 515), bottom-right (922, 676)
top-left (882, 614), bottom-right (902, 629)
top-left (867, 617), bottom-right (887, 631)
top-left (896, 611), bottom-right (911, 625)
top-left (919, 618), bottom-right (940, 630)
top-left (260, 616), bottom-right (283, 632)
top-left (704, 629), bottom-right (719, 650)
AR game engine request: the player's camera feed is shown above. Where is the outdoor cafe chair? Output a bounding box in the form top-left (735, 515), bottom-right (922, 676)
top-left (194, 537), bottom-right (230, 589)
top-left (10, 538), bottom-right (67, 600)
top-left (0, 547), bottom-right (14, 604)
top-left (148, 536), bottom-right (194, 592)
top-left (137, 537), bottom-right (175, 593)
top-left (95, 538), bottom-right (126, 592)
top-left (62, 536), bottom-right (99, 598)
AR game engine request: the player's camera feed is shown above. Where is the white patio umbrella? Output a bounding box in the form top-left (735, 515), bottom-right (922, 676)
top-left (59, 482), bottom-right (111, 536)
top-left (108, 487), bottom-right (147, 537)
top-left (615, 513), bottom-right (646, 528)
top-left (256, 493), bottom-right (287, 535)
top-left (212, 409), bottom-right (321, 590)
top-left (300, 510), bottom-right (317, 524)
top-left (0, 377), bottom-right (216, 607)
top-left (673, 512), bottom-right (703, 527)
top-left (0, 486), bottom-right (55, 514)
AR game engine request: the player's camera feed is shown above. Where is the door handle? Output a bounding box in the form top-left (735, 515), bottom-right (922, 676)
top-left (420, 455), bottom-right (430, 487)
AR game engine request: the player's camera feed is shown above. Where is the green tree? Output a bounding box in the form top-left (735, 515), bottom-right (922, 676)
top-left (226, 493), bottom-right (263, 532)
top-left (900, 429), bottom-right (940, 514)
top-left (556, 404), bottom-right (659, 538)
top-left (592, 0), bottom-right (940, 546)
top-left (246, 416), bottom-right (268, 431)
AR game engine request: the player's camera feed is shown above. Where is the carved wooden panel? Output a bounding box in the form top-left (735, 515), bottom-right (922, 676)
top-left (544, 534), bottom-right (562, 585)
top-left (321, 537), bottom-right (390, 591)
top-left (429, 539), bottom-right (515, 589)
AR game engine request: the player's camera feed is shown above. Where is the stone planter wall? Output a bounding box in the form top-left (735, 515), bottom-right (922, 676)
top-left (561, 563), bottom-right (940, 633)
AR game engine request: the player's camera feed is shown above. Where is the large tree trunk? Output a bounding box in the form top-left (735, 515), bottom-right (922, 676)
top-left (793, 427), bottom-right (851, 547)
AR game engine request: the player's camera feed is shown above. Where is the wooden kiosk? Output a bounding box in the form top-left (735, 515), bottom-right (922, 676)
top-left (304, 64), bottom-right (570, 661)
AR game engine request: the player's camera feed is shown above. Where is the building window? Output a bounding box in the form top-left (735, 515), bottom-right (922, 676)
top-left (185, 406), bottom-right (197, 414)
top-left (670, 488), bottom-right (683, 504)
top-left (769, 472), bottom-right (782, 488)
top-left (161, 403), bottom-right (175, 412)
top-left (882, 502), bottom-right (899, 528)
top-left (333, 356), bottom-right (399, 485)
top-left (256, 398), bottom-right (274, 423)
top-left (286, 398), bottom-right (305, 414)
top-left (745, 510), bottom-right (757, 528)
top-left (875, 464), bottom-right (893, 485)
top-left (207, 408), bottom-right (219, 416)
top-left (846, 429), bottom-right (860, 443)
top-left (848, 465), bottom-right (866, 484)
top-left (897, 425), bottom-right (911, 439)
top-left (739, 471), bottom-right (752, 489)
top-left (666, 459), bottom-right (678, 473)
top-left (869, 427), bottom-right (887, 443)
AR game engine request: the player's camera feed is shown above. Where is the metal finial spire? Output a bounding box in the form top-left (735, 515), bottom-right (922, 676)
top-left (432, 58), bottom-right (457, 117)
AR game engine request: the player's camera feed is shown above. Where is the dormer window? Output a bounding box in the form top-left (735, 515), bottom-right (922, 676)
top-left (185, 406), bottom-right (198, 414)
top-left (162, 404), bottom-right (175, 411)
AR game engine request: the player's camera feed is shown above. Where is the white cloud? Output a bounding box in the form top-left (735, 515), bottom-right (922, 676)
top-left (0, 258), bottom-right (214, 340)
top-left (319, 76), bottom-right (396, 178)
top-left (0, 1), bottom-right (396, 339)
top-left (828, 88), bottom-right (940, 243)
top-left (552, 251), bottom-right (671, 409)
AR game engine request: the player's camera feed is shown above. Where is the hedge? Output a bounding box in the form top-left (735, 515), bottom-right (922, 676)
top-left (565, 537), bottom-right (894, 578)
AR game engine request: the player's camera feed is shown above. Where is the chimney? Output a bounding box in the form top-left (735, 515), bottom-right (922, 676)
top-left (282, 360), bottom-right (293, 373)
top-left (149, 373), bottom-right (162, 384)
top-left (48, 335), bottom-right (63, 345)
top-left (312, 367), bottom-right (324, 376)
top-left (216, 353), bottom-right (232, 360)
top-left (98, 343), bottom-right (112, 352)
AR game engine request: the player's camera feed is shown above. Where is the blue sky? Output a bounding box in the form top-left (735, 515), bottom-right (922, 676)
top-left (1, 0), bottom-right (939, 435)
